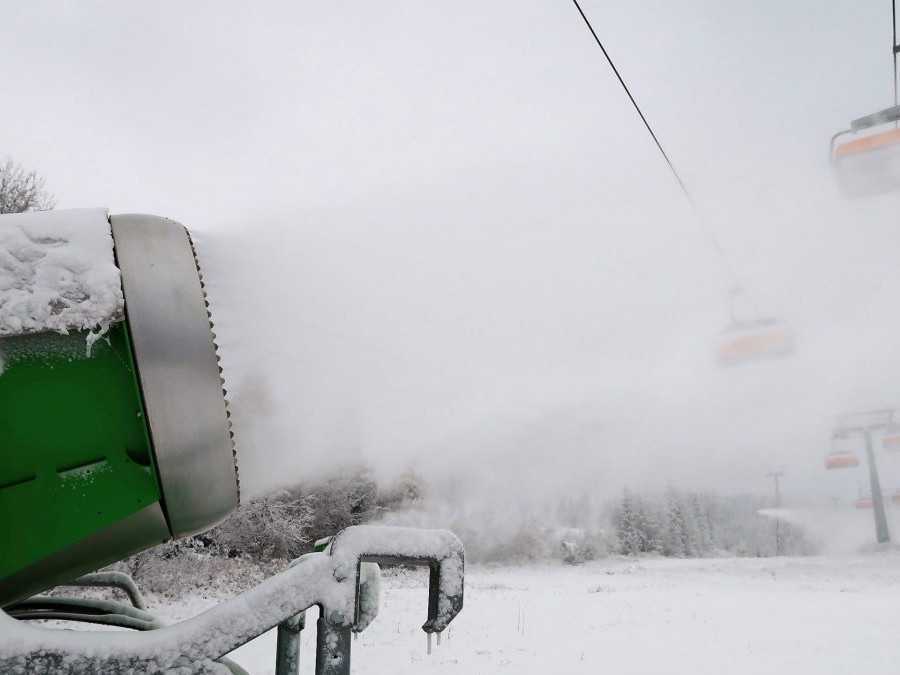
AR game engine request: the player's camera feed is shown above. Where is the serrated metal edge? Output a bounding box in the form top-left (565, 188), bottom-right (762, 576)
top-left (185, 229), bottom-right (240, 505)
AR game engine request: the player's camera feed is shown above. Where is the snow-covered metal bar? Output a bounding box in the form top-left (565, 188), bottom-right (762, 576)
top-left (325, 525), bottom-right (465, 634)
top-left (0, 526), bottom-right (464, 674)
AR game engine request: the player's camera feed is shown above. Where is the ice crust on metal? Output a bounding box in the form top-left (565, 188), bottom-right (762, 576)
top-left (0, 208), bottom-right (123, 337)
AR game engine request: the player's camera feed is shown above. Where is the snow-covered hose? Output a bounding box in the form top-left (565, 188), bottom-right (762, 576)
top-left (0, 525), bottom-right (464, 675)
top-left (5, 595), bottom-right (161, 632)
top-left (62, 571), bottom-right (147, 610)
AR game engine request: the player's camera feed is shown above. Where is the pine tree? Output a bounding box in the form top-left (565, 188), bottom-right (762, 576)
top-left (614, 489), bottom-right (644, 555)
top-left (637, 497), bottom-right (663, 554)
top-left (689, 493), bottom-right (712, 555)
top-left (662, 488), bottom-right (693, 557)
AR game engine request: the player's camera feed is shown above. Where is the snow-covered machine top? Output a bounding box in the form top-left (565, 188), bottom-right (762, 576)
top-left (0, 208), bottom-right (124, 337)
top-left (0, 210), bottom-right (238, 607)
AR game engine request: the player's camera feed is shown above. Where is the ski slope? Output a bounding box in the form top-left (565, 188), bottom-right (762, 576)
top-left (156, 552), bottom-right (900, 674)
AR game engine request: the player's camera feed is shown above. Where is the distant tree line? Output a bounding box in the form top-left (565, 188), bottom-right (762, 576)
top-left (119, 468), bottom-right (814, 596)
top-left (612, 487), bottom-right (812, 558)
top-left (382, 484), bottom-right (816, 564)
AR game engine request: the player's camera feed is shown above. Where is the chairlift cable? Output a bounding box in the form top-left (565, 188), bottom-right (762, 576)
top-left (893, 0), bottom-right (898, 109)
top-left (568, 0), bottom-right (744, 295)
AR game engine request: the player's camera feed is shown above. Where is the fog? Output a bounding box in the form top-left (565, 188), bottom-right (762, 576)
top-left (4, 1), bottom-right (900, 509)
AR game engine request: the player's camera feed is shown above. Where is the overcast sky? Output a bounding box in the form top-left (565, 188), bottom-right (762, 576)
top-left (5, 1), bottom-right (900, 501)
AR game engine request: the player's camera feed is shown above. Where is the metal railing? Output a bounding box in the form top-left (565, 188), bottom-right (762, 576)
top-left (1, 525), bottom-right (465, 675)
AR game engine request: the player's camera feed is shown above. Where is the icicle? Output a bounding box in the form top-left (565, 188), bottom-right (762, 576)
top-left (427, 632), bottom-right (432, 655)
top-left (436, 631), bottom-right (442, 646)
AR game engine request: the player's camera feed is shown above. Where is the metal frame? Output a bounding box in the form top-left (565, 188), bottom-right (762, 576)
top-left (1, 525), bottom-right (465, 675)
top-left (111, 214), bottom-right (239, 537)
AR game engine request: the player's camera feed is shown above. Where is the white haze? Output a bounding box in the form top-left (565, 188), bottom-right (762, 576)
top-left (3, 1), bottom-right (900, 513)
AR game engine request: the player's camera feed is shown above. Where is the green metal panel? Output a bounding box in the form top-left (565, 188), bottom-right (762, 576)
top-left (0, 322), bottom-right (164, 586)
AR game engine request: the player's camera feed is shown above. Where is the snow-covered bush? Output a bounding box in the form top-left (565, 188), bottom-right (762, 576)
top-left (303, 464), bottom-right (379, 543)
top-left (117, 546), bottom-right (279, 599)
top-left (116, 465), bottom-right (387, 594)
top-left (0, 158), bottom-right (54, 214)
top-left (202, 489), bottom-right (313, 559)
top-left (115, 490), bottom-right (312, 597)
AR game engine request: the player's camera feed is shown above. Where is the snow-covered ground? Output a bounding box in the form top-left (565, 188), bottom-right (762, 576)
top-left (155, 552), bottom-right (900, 674)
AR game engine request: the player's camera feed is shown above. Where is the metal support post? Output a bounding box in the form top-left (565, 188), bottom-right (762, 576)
top-left (276, 611), bottom-right (305, 675)
top-left (864, 429), bottom-right (891, 543)
top-left (767, 470), bottom-right (784, 555)
top-left (315, 611), bottom-right (352, 675)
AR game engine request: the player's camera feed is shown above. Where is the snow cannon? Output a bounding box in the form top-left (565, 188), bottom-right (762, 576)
top-left (0, 208), bottom-right (465, 675)
top-left (0, 209), bottom-right (238, 606)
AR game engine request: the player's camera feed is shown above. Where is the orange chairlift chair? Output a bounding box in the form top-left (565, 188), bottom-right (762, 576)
top-left (831, 6), bottom-right (900, 197)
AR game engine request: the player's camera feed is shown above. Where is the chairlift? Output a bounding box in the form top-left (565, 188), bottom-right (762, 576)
top-left (717, 318), bottom-right (794, 366)
top-left (825, 451), bottom-right (860, 470)
top-left (831, 106), bottom-right (900, 197)
top-left (825, 429), bottom-right (861, 470)
top-left (717, 288), bottom-right (794, 367)
top-left (883, 424), bottom-right (900, 451)
top-left (830, 5), bottom-right (900, 197)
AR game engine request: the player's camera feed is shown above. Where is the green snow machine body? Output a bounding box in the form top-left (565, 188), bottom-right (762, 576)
top-left (0, 209), bottom-right (238, 606)
top-left (0, 209), bottom-right (464, 675)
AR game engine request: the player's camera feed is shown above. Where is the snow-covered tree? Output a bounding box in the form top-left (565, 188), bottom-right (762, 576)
top-left (204, 489), bottom-right (313, 559)
top-left (305, 464), bottom-right (379, 542)
top-left (688, 493), bottom-right (713, 554)
top-left (662, 488), bottom-right (693, 558)
top-left (614, 489), bottom-right (662, 555)
top-left (614, 489), bottom-right (644, 555)
top-left (0, 159), bottom-right (54, 214)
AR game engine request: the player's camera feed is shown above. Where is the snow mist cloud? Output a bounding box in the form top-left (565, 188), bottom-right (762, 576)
top-left (3, 1), bottom-right (900, 518)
